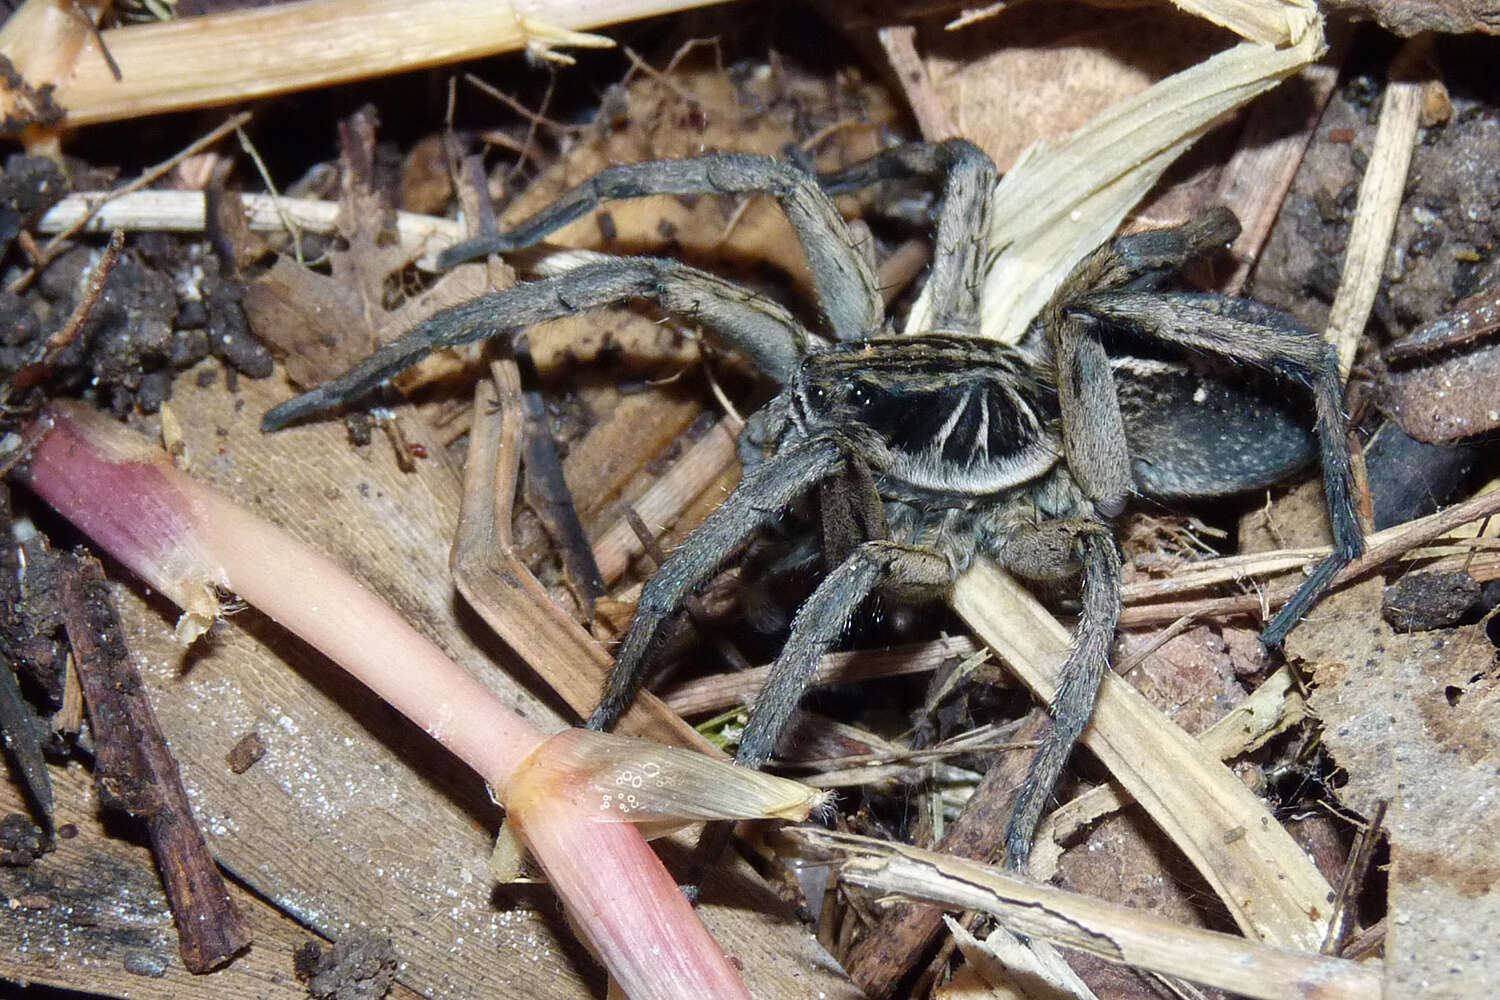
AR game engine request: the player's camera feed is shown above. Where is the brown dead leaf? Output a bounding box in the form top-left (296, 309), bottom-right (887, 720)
top-left (244, 109), bottom-right (496, 391)
top-left (920, 5), bottom-right (1230, 172)
top-left (1288, 582), bottom-right (1500, 996)
top-left (1323, 0), bottom-right (1500, 36)
top-left (1377, 341), bottom-right (1500, 443)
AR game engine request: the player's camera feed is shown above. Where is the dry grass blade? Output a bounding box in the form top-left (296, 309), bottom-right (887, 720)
top-left (1174, 0), bottom-right (1319, 45)
top-left (1324, 37), bottom-right (1427, 376)
top-left (787, 828), bottom-right (1381, 1000)
top-left (29, 0), bottom-right (725, 128)
top-left (951, 560), bottom-right (1334, 951)
top-left (973, 27), bottom-right (1323, 344)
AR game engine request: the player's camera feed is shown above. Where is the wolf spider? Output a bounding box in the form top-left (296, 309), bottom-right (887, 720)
top-left (263, 139), bottom-right (1363, 867)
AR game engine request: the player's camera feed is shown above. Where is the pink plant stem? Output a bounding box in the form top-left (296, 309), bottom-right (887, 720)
top-left (21, 401), bottom-right (751, 1000)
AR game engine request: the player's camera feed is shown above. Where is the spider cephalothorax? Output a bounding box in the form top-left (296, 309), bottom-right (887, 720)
top-left (263, 139), bottom-right (1362, 867)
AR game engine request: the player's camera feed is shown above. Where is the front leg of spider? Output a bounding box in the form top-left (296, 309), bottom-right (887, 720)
top-left (586, 437), bottom-right (847, 732)
top-left (993, 520), bottom-right (1121, 867)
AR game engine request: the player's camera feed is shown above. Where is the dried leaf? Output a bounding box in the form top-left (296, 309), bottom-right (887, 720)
top-left (1378, 342), bottom-right (1500, 442)
top-left (243, 111), bottom-right (495, 389)
top-left (1291, 595), bottom-right (1500, 998)
top-left (1322, 0), bottom-right (1500, 35)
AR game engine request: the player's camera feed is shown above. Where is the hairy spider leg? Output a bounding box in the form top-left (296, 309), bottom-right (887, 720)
top-left (817, 138), bottom-right (998, 334)
top-left (739, 538), bottom-right (955, 769)
top-left (587, 436), bottom-right (847, 732)
top-left (1039, 208), bottom-right (1245, 520)
top-left (260, 257), bottom-right (815, 430)
top-left (437, 153), bottom-right (884, 343)
top-left (993, 521), bottom-right (1121, 868)
top-left (1071, 290), bottom-right (1364, 645)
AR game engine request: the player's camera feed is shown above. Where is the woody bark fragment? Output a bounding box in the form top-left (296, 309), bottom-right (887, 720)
top-left (60, 556), bottom-right (250, 973)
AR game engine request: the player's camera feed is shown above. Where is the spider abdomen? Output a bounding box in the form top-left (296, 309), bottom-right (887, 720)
top-left (791, 335), bottom-right (1062, 499)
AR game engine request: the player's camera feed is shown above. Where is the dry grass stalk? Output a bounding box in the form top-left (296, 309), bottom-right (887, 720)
top-left (17, 0), bottom-right (730, 128)
top-left (1029, 665), bottom-right (1305, 877)
top-left (1324, 37), bottom-right (1428, 376)
top-left (951, 560), bottom-right (1334, 951)
top-left (1174, 0), bottom-right (1320, 46)
top-left (38, 189), bottom-right (465, 270)
top-left (1120, 484), bottom-right (1500, 628)
top-left (8, 112), bottom-right (251, 293)
top-left (662, 636), bottom-right (984, 717)
top-left (788, 828), bottom-right (1383, 1000)
top-left (1124, 487), bottom-right (1500, 603)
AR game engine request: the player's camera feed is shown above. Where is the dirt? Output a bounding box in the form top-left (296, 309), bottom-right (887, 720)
top-left (294, 933), bottom-right (400, 1000)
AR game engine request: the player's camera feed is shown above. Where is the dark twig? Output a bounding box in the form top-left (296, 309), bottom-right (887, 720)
top-left (0, 664), bottom-right (52, 833)
top-left (1322, 800), bottom-right (1388, 955)
top-left (3, 230), bottom-right (124, 403)
top-left (61, 557), bottom-right (251, 973)
top-left (1384, 281), bottom-right (1500, 361)
top-left (841, 712), bottom-right (1048, 1000)
top-left (0, 485), bottom-right (54, 831)
top-left (68, 0), bottom-right (123, 81)
top-left (517, 346), bottom-right (604, 620)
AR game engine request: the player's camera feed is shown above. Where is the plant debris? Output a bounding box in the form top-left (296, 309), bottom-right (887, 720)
top-left (61, 555), bottom-right (251, 972)
top-left (294, 933), bottom-right (400, 1000)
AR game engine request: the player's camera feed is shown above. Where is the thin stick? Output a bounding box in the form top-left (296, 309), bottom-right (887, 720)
top-left (463, 72), bottom-right (574, 140)
top-left (591, 420), bottom-right (738, 585)
top-left (63, 557), bottom-right (251, 972)
top-left (663, 636), bottom-right (985, 717)
top-left (36, 188), bottom-right (465, 269)
top-left (875, 26), bottom-right (957, 141)
top-left (1325, 39), bottom-right (1426, 377)
top-left (1121, 485), bottom-right (1500, 628)
top-left (1216, 53), bottom-right (1343, 295)
top-left (789, 828), bottom-right (1383, 1000)
top-left (235, 125), bottom-right (304, 264)
top-left (8, 112), bottom-right (250, 293)
top-left (3, 229), bottom-right (124, 402)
